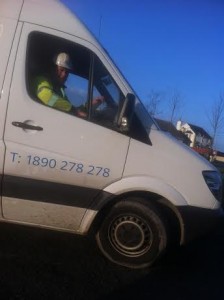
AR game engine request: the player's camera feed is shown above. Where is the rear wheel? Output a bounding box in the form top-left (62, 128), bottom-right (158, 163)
top-left (96, 198), bottom-right (168, 269)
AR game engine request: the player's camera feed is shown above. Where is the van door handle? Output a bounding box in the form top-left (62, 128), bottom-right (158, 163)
top-left (12, 121), bottom-right (43, 131)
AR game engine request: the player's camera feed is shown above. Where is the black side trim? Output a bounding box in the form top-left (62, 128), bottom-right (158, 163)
top-left (178, 205), bottom-right (224, 244)
top-left (0, 174), bottom-right (2, 195)
top-left (2, 175), bottom-right (102, 209)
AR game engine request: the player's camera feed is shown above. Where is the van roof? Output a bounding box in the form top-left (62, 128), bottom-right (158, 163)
top-left (1, 0), bottom-right (97, 43)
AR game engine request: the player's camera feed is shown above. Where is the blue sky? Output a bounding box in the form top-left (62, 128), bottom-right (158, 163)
top-left (61, 0), bottom-right (224, 151)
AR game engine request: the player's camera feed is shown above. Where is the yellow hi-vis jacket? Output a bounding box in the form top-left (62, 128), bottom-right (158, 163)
top-left (35, 76), bottom-right (72, 112)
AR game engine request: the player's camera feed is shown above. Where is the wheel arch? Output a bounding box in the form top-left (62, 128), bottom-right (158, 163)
top-left (89, 190), bottom-right (184, 246)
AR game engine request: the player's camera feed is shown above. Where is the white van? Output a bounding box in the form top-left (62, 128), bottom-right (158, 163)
top-left (0, 0), bottom-right (223, 269)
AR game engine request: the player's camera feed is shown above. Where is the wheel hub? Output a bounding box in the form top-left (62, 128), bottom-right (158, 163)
top-left (109, 215), bottom-right (153, 257)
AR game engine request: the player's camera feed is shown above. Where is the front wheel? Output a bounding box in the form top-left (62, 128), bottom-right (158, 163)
top-left (96, 198), bottom-right (168, 269)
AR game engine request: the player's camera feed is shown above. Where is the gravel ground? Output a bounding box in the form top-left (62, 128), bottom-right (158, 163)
top-left (0, 220), bottom-right (223, 300)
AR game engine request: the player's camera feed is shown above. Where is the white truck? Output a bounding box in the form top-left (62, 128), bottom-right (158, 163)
top-left (0, 0), bottom-right (223, 269)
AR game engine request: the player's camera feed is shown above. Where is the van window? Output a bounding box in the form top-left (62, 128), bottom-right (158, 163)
top-left (90, 56), bottom-right (124, 126)
top-left (26, 31), bottom-right (125, 129)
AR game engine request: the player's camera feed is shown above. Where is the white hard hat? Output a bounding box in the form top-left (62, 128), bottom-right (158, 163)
top-left (54, 52), bottom-right (73, 70)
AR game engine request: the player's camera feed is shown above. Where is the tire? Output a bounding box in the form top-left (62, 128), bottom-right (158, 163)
top-left (96, 198), bottom-right (168, 269)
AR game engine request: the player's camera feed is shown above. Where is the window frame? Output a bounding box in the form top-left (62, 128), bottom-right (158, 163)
top-left (25, 31), bottom-right (125, 130)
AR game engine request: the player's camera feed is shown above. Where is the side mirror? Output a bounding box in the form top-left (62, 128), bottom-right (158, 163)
top-left (117, 93), bottom-right (135, 132)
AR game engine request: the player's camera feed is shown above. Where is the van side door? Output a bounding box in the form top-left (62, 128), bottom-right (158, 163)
top-left (2, 24), bottom-right (130, 232)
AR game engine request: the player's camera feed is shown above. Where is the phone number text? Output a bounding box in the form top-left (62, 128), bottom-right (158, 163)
top-left (10, 152), bottom-right (110, 177)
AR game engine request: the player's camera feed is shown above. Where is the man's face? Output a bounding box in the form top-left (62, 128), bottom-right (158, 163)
top-left (55, 66), bottom-right (69, 84)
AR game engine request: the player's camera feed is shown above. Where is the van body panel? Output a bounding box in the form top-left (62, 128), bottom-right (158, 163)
top-left (0, 17), bottom-right (18, 100)
top-left (123, 132), bottom-right (218, 209)
top-left (103, 176), bottom-right (188, 206)
top-left (0, 0), bottom-right (23, 20)
top-left (2, 197), bottom-right (86, 231)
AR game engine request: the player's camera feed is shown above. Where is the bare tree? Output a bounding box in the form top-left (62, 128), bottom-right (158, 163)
top-left (169, 89), bottom-right (184, 123)
top-left (208, 93), bottom-right (224, 148)
top-left (145, 89), bottom-right (164, 117)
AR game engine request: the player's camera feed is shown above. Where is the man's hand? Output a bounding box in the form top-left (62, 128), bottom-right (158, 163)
top-left (92, 95), bottom-right (104, 106)
top-left (76, 110), bottom-right (87, 118)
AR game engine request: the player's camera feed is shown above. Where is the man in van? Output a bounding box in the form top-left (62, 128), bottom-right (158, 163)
top-left (35, 52), bottom-right (103, 117)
